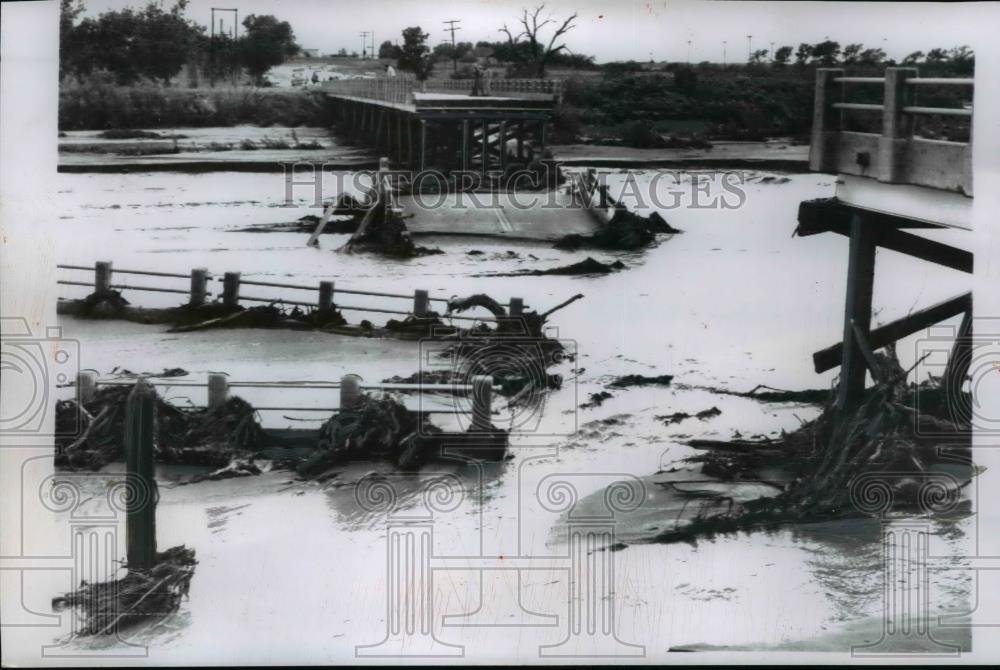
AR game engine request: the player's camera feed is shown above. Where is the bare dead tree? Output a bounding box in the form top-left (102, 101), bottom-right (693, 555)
top-left (499, 4), bottom-right (577, 78)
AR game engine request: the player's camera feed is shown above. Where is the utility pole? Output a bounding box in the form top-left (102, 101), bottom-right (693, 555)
top-left (210, 7), bottom-right (238, 87)
top-left (360, 31), bottom-right (369, 59)
top-left (746, 34), bottom-right (752, 61)
top-left (686, 40), bottom-right (692, 64)
top-left (722, 40), bottom-right (727, 65)
top-left (443, 19), bottom-right (461, 72)
top-left (770, 41), bottom-right (775, 63)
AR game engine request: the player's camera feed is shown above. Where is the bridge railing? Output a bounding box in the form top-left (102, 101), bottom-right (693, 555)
top-left (66, 371), bottom-right (500, 417)
top-left (320, 76), bottom-right (419, 104)
top-left (57, 261), bottom-right (527, 324)
top-left (321, 76), bottom-right (562, 104)
top-left (809, 67), bottom-right (974, 195)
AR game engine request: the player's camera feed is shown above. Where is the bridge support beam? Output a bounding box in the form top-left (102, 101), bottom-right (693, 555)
top-left (838, 214), bottom-right (877, 409)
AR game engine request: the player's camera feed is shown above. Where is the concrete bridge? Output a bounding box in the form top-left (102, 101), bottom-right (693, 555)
top-left (799, 67), bottom-right (974, 409)
top-left (319, 76), bottom-right (560, 173)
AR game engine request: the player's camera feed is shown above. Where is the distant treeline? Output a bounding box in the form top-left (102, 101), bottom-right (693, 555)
top-left (552, 50), bottom-right (975, 147)
top-left (59, 0), bottom-right (300, 86)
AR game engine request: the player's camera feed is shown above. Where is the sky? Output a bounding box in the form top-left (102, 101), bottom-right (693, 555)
top-left (74, 0), bottom-right (995, 64)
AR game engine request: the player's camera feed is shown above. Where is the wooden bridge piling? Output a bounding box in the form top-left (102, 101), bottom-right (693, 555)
top-left (95, 261), bottom-right (113, 293)
top-left (125, 381), bottom-right (157, 571)
top-left (222, 272), bottom-right (241, 308)
top-left (76, 371), bottom-right (98, 404)
top-left (318, 280), bottom-right (335, 311)
top-left (189, 268), bottom-right (209, 306)
top-left (207, 373), bottom-right (229, 409)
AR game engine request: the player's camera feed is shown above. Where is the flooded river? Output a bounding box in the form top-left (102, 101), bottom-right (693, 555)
top-left (43, 166), bottom-right (974, 660)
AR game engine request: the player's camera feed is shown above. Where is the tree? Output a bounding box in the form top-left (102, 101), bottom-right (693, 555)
top-left (499, 4), bottom-right (578, 77)
top-left (794, 43), bottom-right (813, 67)
top-left (858, 48), bottom-right (886, 66)
top-left (240, 14), bottom-right (300, 85)
top-left (901, 50), bottom-right (924, 65)
top-left (774, 45), bottom-right (793, 67)
top-left (841, 43), bottom-right (863, 65)
top-left (810, 40), bottom-right (841, 66)
top-left (59, 0), bottom-right (86, 79)
top-left (925, 48), bottom-right (948, 64)
top-left (379, 40), bottom-right (401, 60)
top-left (398, 26), bottom-right (433, 80)
top-left (948, 45), bottom-right (974, 75)
top-left (60, 0), bottom-right (202, 85)
top-left (135, 1), bottom-right (201, 84)
top-left (748, 48), bottom-right (768, 64)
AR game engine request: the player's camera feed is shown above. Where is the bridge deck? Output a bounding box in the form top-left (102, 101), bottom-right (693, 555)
top-left (401, 189), bottom-right (600, 241)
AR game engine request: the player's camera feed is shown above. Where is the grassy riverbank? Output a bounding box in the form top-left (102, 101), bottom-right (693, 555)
top-left (59, 76), bottom-right (328, 130)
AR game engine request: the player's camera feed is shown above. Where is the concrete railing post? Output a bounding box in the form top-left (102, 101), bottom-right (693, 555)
top-left (471, 375), bottom-right (494, 431)
top-left (340, 374), bottom-right (363, 410)
top-left (207, 373), bottom-right (229, 409)
top-left (318, 281), bottom-right (335, 311)
top-left (809, 68), bottom-right (844, 173)
top-left (222, 272), bottom-right (241, 308)
top-left (189, 268), bottom-right (209, 306)
top-left (509, 297), bottom-right (524, 317)
top-left (124, 381), bottom-right (157, 572)
top-left (95, 261), bottom-right (113, 293)
top-left (413, 289), bottom-right (430, 318)
top-left (76, 371), bottom-right (98, 405)
top-left (879, 67), bottom-right (919, 184)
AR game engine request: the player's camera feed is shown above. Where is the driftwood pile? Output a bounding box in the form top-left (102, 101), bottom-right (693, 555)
top-left (555, 208), bottom-right (681, 251)
top-left (52, 545), bottom-right (196, 636)
top-left (651, 347), bottom-right (973, 544)
top-left (296, 393), bottom-right (508, 476)
top-left (56, 384), bottom-right (267, 470)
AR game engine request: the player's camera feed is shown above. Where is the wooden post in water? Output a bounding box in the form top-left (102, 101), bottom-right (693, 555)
top-left (340, 374), bottom-right (362, 409)
top-left (207, 373), bottom-right (229, 409)
top-left (318, 281), bottom-right (335, 311)
top-left (95, 261), bottom-right (113, 293)
top-left (837, 213), bottom-right (876, 409)
top-left (471, 375), bottom-right (493, 431)
top-left (76, 371), bottom-right (98, 404)
top-left (413, 289), bottom-right (429, 318)
top-left (222, 272), bottom-right (240, 308)
top-left (189, 268), bottom-right (209, 306)
top-left (124, 381), bottom-right (157, 571)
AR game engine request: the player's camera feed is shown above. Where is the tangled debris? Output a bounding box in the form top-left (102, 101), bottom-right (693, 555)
top-left (169, 302), bottom-right (347, 333)
top-left (296, 393), bottom-right (508, 477)
top-left (608, 374), bottom-right (675, 389)
top-left (52, 546), bottom-right (196, 636)
top-left (693, 384), bottom-right (830, 404)
top-left (475, 257), bottom-right (626, 277)
top-left (650, 348), bottom-right (974, 545)
top-left (657, 407), bottom-right (722, 424)
top-left (56, 385), bottom-right (267, 470)
top-left (78, 289), bottom-right (131, 317)
top-left (580, 391), bottom-right (614, 409)
top-left (555, 209), bottom-right (681, 251)
top-left (342, 195), bottom-right (442, 258)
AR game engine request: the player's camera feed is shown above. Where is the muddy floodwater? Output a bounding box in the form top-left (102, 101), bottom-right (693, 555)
top-left (43, 167), bottom-right (974, 660)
